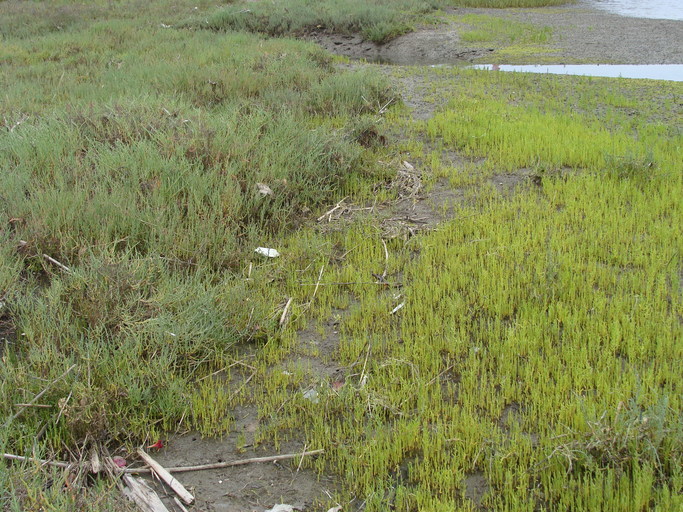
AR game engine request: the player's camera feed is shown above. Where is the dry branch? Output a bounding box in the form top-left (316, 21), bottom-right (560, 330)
top-left (125, 449), bottom-right (324, 474)
top-left (380, 238), bottom-right (389, 281)
top-left (137, 448), bottom-right (194, 505)
top-left (3, 448), bottom-right (324, 477)
top-left (318, 197), bottom-right (348, 222)
top-left (173, 497), bottom-right (190, 512)
top-left (310, 264), bottom-right (325, 301)
top-left (298, 281), bottom-right (391, 287)
top-left (389, 302), bottom-right (405, 315)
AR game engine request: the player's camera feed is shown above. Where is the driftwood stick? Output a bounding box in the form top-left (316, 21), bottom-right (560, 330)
top-left (389, 302), bottom-right (405, 315)
top-left (136, 448), bottom-right (194, 505)
top-left (125, 449), bottom-right (324, 474)
top-left (4, 363), bottom-right (76, 427)
top-left (173, 497), bottom-right (190, 512)
top-left (122, 474), bottom-right (170, 512)
top-left (298, 281), bottom-right (390, 287)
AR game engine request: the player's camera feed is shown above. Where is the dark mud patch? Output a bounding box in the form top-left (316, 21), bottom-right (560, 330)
top-left (497, 402), bottom-right (540, 448)
top-left (379, 166), bottom-right (535, 238)
top-left (490, 171), bottom-right (536, 195)
top-left (296, 308), bottom-right (345, 362)
top-left (146, 405), bottom-right (336, 511)
top-left (0, 308), bottom-right (16, 357)
top-left (385, 177), bottom-right (464, 230)
top-left (309, 30), bottom-right (493, 65)
top-left (464, 471), bottom-right (490, 507)
top-left (278, 304), bottom-right (357, 394)
top-left (498, 402), bottom-right (524, 430)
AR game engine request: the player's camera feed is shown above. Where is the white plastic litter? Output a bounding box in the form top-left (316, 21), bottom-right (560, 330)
top-left (265, 505), bottom-right (295, 512)
top-left (255, 247), bottom-right (280, 258)
top-left (256, 182), bottom-right (274, 197)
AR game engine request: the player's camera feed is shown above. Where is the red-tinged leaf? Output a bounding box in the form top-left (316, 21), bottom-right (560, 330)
top-left (147, 440), bottom-right (164, 450)
top-left (112, 456), bottom-right (127, 468)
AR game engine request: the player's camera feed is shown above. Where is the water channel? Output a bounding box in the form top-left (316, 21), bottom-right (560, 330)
top-left (471, 64), bottom-right (683, 82)
top-left (583, 0), bottom-right (683, 21)
top-left (476, 1), bottom-right (683, 81)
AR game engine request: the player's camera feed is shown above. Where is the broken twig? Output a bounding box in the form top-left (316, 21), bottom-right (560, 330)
top-left (173, 497), bottom-right (190, 512)
top-left (4, 449), bottom-right (324, 478)
top-left (2, 453), bottom-right (71, 469)
top-left (4, 364), bottom-right (76, 427)
top-left (317, 197), bottom-right (348, 222)
top-left (389, 302), bottom-right (405, 315)
top-left (279, 297), bottom-right (293, 327)
top-left (380, 239), bottom-right (389, 281)
top-left (43, 254), bottom-right (71, 273)
top-left (310, 264), bottom-right (325, 301)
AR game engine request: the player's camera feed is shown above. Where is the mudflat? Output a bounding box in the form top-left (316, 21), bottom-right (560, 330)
top-left (311, 4), bottom-right (683, 65)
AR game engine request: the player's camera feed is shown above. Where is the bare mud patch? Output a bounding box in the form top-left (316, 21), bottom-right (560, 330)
top-left (498, 402), bottom-right (524, 431)
top-left (384, 177), bottom-right (464, 230)
top-left (146, 405), bottom-right (336, 511)
top-left (463, 471), bottom-right (490, 507)
top-left (490, 170), bottom-right (536, 195)
top-left (156, 307), bottom-right (356, 510)
top-left (0, 314), bottom-right (16, 357)
top-left (309, 30), bottom-right (493, 65)
top-left (279, 306), bottom-right (350, 385)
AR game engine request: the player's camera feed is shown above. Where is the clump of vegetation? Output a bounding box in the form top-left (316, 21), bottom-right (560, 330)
top-left (196, 0), bottom-right (443, 44)
top-left (546, 398), bottom-right (682, 480)
top-left (194, 0), bottom-right (568, 43)
top-left (455, 13), bottom-right (553, 44)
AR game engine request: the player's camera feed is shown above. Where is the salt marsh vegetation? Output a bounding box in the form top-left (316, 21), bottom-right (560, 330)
top-left (1, 0), bottom-right (681, 510)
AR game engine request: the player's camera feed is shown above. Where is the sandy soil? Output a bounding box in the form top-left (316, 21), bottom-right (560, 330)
top-left (312, 4), bottom-right (683, 65)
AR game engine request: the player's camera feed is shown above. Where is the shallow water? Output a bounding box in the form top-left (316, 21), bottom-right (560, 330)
top-left (471, 64), bottom-right (683, 82)
top-left (583, 0), bottom-right (683, 21)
